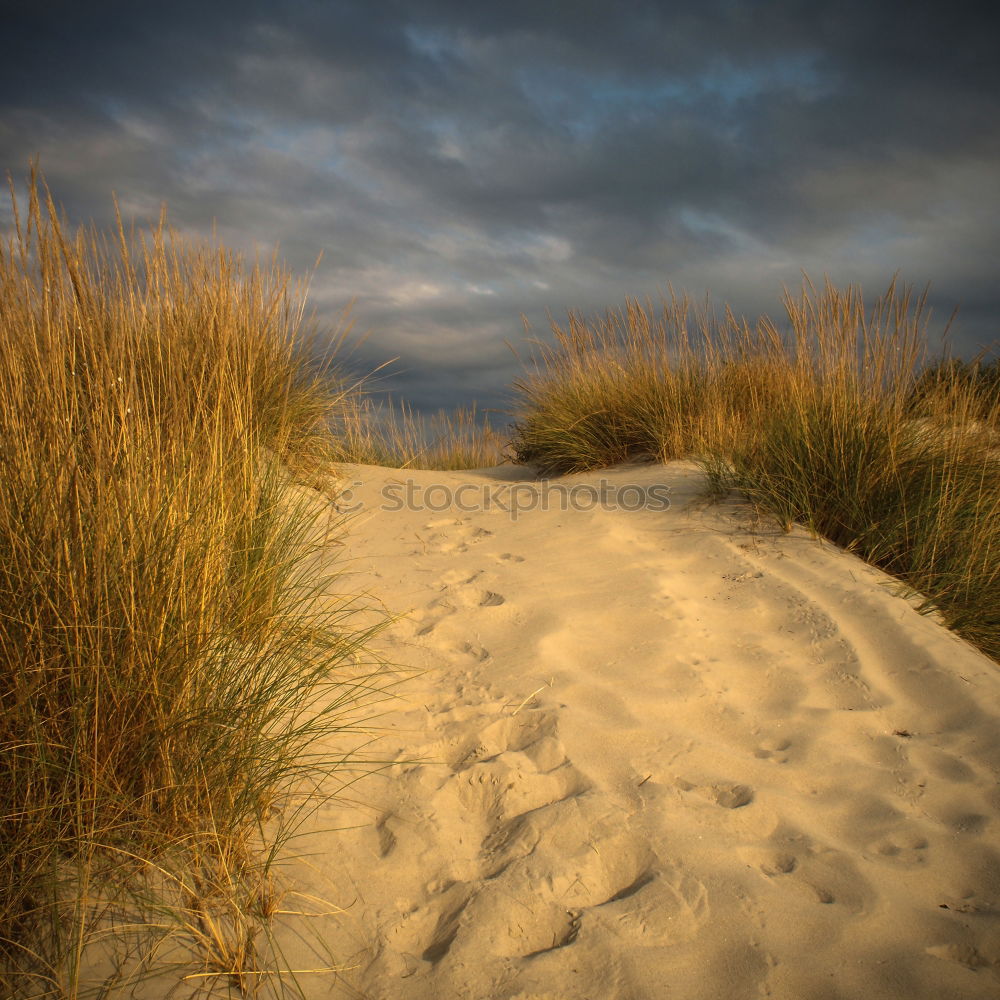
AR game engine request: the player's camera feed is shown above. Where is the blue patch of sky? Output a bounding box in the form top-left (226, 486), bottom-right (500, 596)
top-left (677, 207), bottom-right (772, 254)
top-left (193, 113), bottom-right (399, 204)
top-left (402, 24), bottom-right (456, 64)
top-left (847, 213), bottom-right (913, 253)
top-left (516, 52), bottom-right (833, 140)
top-left (419, 116), bottom-right (467, 161)
top-left (697, 52), bottom-right (835, 104)
top-left (98, 96), bottom-right (129, 120)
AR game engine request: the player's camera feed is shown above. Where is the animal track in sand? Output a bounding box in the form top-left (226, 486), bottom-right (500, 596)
top-left (495, 551), bottom-right (525, 563)
top-left (751, 825), bottom-right (873, 913)
top-left (722, 570), bottom-right (765, 584)
top-left (818, 663), bottom-right (886, 712)
top-left (408, 590), bottom-right (464, 637)
top-left (457, 641), bottom-right (491, 662)
top-left (871, 830), bottom-right (929, 865)
top-left (754, 736), bottom-right (792, 763)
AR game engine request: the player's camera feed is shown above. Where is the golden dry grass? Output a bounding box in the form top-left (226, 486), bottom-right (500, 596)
top-left (331, 396), bottom-right (510, 470)
top-left (511, 277), bottom-right (1000, 659)
top-left (0, 168), bottom-right (395, 997)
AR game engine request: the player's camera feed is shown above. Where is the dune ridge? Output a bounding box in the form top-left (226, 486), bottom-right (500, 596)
top-left (275, 460), bottom-right (1000, 1000)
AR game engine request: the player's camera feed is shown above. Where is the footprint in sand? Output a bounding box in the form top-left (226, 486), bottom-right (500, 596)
top-left (477, 814), bottom-right (710, 951)
top-left (413, 608), bottom-right (455, 636)
top-left (434, 892), bottom-right (582, 962)
top-left (437, 819), bottom-right (707, 963)
top-left (452, 524), bottom-right (495, 554)
top-left (759, 851), bottom-right (798, 876)
top-left (363, 698), bottom-right (717, 987)
top-left (375, 813), bottom-right (399, 857)
top-left (381, 881), bottom-right (472, 964)
top-left (414, 520), bottom-right (495, 555)
top-left (451, 710), bottom-right (564, 771)
top-left (712, 783), bottom-right (755, 808)
top-left (675, 776), bottom-right (755, 809)
top-left (423, 517), bottom-right (464, 529)
top-left (439, 568), bottom-right (481, 587)
top-left (409, 583), bottom-right (505, 637)
top-left (433, 578), bottom-right (507, 610)
top-left (593, 864), bottom-right (709, 945)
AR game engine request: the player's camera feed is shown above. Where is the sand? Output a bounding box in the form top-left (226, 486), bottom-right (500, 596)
top-left (271, 460), bottom-right (1000, 1000)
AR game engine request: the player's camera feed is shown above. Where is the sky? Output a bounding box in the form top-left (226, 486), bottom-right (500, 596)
top-left (2, 0), bottom-right (998, 418)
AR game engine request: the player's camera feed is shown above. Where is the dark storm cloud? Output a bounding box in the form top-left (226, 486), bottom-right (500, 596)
top-left (2, 0), bottom-right (997, 414)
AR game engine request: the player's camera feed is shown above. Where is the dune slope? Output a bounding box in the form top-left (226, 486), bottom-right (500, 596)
top-left (282, 461), bottom-right (1000, 1000)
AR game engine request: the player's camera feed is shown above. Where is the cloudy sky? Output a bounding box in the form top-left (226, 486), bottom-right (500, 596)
top-left (3, 0), bottom-right (997, 416)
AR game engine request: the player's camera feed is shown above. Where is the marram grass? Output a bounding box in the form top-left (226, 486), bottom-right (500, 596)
top-left (0, 170), bottom-right (397, 997)
top-left (511, 277), bottom-right (999, 661)
top-left (331, 396), bottom-right (511, 471)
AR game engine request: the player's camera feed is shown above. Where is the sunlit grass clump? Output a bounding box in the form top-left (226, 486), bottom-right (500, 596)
top-left (0, 171), bottom-right (391, 996)
top-left (331, 397), bottom-right (511, 470)
top-left (511, 277), bottom-right (1000, 660)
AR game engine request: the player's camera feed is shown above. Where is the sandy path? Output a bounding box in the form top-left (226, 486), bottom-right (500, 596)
top-left (276, 460), bottom-right (1000, 1000)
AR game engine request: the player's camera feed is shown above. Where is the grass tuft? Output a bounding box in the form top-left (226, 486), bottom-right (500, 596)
top-left (511, 275), bottom-right (1000, 661)
top-left (0, 167), bottom-right (394, 997)
top-left (329, 397), bottom-right (512, 471)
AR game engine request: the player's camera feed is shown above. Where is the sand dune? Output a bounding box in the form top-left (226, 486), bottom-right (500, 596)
top-left (277, 460), bottom-right (1000, 1000)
